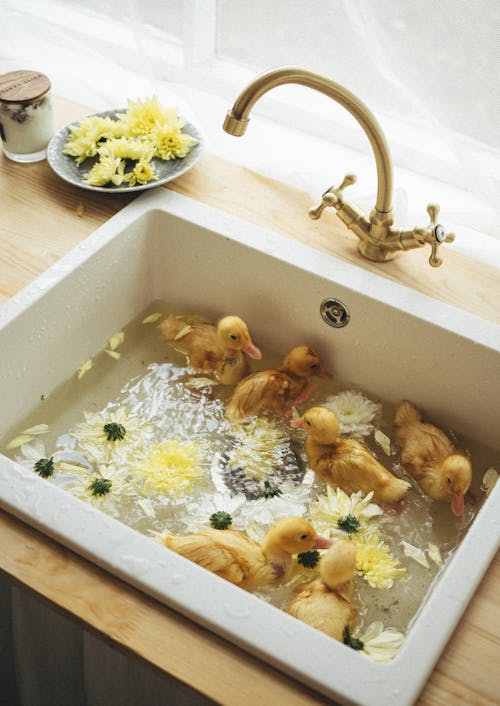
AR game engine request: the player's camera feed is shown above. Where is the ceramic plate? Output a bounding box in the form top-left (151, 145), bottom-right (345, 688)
top-left (46, 109), bottom-right (203, 193)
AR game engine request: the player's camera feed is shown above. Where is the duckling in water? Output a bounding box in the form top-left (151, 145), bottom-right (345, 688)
top-left (394, 400), bottom-right (472, 517)
top-left (292, 406), bottom-right (410, 505)
top-left (159, 314), bottom-right (262, 384)
top-left (286, 540), bottom-right (357, 642)
top-left (225, 346), bottom-right (332, 421)
top-left (163, 517), bottom-right (332, 591)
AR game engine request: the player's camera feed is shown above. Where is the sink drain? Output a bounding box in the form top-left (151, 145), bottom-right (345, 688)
top-left (320, 298), bottom-right (350, 328)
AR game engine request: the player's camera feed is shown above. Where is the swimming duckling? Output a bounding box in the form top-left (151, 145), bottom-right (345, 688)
top-left (286, 540), bottom-right (357, 642)
top-left (393, 400), bottom-right (472, 517)
top-left (159, 314), bottom-right (262, 384)
top-left (225, 346), bottom-right (332, 421)
top-left (163, 517), bottom-right (332, 591)
top-left (292, 406), bottom-right (410, 505)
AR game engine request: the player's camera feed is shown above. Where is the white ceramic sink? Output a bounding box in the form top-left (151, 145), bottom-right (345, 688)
top-left (0, 189), bottom-right (498, 706)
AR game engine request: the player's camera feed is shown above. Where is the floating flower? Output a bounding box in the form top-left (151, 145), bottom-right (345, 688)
top-left (297, 550), bottom-right (320, 569)
top-left (181, 491), bottom-right (247, 532)
top-left (65, 462), bottom-right (139, 517)
top-left (238, 480), bottom-right (312, 535)
top-left (309, 486), bottom-right (384, 539)
top-left (355, 534), bottom-right (406, 589)
top-left (357, 621), bottom-right (405, 663)
top-left (226, 417), bottom-right (292, 480)
top-left (14, 439), bottom-right (92, 479)
top-left (70, 407), bottom-right (152, 464)
top-left (134, 438), bottom-right (203, 496)
top-left (324, 390), bottom-right (381, 436)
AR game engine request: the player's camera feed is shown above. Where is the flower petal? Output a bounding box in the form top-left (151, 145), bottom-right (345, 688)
top-left (402, 540), bottom-right (430, 568)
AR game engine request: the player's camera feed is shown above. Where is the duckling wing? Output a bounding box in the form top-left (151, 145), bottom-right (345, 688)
top-left (226, 371), bottom-right (290, 420)
top-left (395, 421), bottom-right (455, 480)
top-left (164, 529), bottom-right (261, 586)
top-left (330, 440), bottom-right (410, 503)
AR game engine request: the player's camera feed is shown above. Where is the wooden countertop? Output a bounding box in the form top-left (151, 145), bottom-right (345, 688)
top-left (0, 96), bottom-right (498, 706)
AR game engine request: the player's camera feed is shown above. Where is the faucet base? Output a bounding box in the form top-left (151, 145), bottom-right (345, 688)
top-left (358, 240), bottom-right (398, 263)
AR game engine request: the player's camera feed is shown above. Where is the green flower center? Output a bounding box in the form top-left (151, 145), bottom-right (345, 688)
top-left (343, 625), bottom-right (364, 651)
top-left (261, 480), bottom-right (282, 499)
top-left (89, 477), bottom-right (112, 496)
top-left (103, 422), bottom-right (126, 441)
top-left (297, 550), bottom-right (320, 569)
top-left (338, 514), bottom-right (361, 534)
top-left (34, 457), bottom-right (54, 478)
top-left (209, 511), bottom-right (233, 530)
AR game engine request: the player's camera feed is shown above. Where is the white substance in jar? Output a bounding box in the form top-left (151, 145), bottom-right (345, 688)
top-left (0, 70), bottom-right (54, 163)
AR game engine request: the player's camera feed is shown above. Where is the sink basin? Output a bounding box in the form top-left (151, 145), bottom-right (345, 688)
top-left (0, 189), bottom-right (498, 706)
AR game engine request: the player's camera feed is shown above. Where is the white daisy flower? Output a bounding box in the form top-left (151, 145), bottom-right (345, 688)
top-left (309, 486), bottom-right (384, 539)
top-left (70, 406), bottom-right (153, 464)
top-left (358, 621), bottom-right (405, 663)
top-left (324, 390), bottom-right (381, 437)
top-left (238, 481), bottom-right (313, 540)
top-left (15, 439), bottom-right (92, 479)
top-left (181, 491), bottom-right (248, 532)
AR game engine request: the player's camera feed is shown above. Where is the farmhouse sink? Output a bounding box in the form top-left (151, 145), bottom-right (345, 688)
top-left (0, 189), bottom-right (498, 706)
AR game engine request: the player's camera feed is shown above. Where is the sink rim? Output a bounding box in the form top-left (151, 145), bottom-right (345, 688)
top-left (0, 188), bottom-right (498, 706)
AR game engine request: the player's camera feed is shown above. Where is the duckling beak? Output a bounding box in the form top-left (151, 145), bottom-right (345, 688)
top-left (451, 493), bottom-right (465, 517)
top-left (317, 365), bottom-right (333, 380)
top-left (313, 535), bottom-right (334, 550)
top-left (243, 342), bottom-right (262, 360)
top-left (290, 417), bottom-right (304, 429)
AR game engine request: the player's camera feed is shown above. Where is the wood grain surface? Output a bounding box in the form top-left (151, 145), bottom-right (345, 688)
top-left (0, 96), bottom-right (498, 706)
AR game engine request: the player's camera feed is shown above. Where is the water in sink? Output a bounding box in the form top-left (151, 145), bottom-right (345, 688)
top-left (3, 301), bottom-right (497, 655)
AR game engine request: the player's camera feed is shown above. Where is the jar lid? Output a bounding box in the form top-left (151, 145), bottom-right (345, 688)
top-left (0, 70), bottom-right (51, 104)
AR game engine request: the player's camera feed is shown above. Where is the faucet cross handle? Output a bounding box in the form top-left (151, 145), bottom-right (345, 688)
top-left (309, 173), bottom-right (357, 220)
top-left (414, 203), bottom-right (455, 268)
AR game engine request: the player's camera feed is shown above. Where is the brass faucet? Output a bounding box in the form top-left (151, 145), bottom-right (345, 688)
top-left (223, 66), bottom-right (455, 267)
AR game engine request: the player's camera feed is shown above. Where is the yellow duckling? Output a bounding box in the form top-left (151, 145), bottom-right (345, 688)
top-left (286, 540), bottom-right (357, 642)
top-left (159, 314), bottom-right (262, 384)
top-left (225, 346), bottom-right (332, 421)
top-left (163, 517), bottom-right (332, 591)
top-left (291, 406), bottom-right (411, 505)
top-left (393, 400), bottom-right (472, 516)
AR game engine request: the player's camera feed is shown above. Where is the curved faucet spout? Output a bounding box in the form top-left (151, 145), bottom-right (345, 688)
top-left (223, 65), bottom-right (394, 220)
top-left (224, 65), bottom-right (455, 267)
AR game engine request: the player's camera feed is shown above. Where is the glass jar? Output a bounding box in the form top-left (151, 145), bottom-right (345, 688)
top-left (0, 70), bottom-right (54, 163)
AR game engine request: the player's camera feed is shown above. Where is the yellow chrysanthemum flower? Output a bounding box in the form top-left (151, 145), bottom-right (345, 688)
top-left (122, 160), bottom-right (158, 187)
top-left (117, 96), bottom-right (182, 137)
top-left (150, 122), bottom-right (199, 160)
top-left (135, 438), bottom-right (203, 495)
top-left (354, 534), bottom-right (406, 589)
top-left (98, 137), bottom-right (154, 163)
top-left (83, 154), bottom-right (126, 187)
top-left (227, 417), bottom-right (291, 480)
top-left (63, 115), bottom-right (120, 164)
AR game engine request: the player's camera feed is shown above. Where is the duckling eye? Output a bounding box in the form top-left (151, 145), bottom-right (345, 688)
top-left (229, 334), bottom-right (238, 341)
top-left (447, 477), bottom-right (452, 485)
top-left (305, 419), bottom-right (312, 426)
top-left (310, 363), bottom-right (319, 369)
top-left (299, 533), bottom-right (309, 540)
